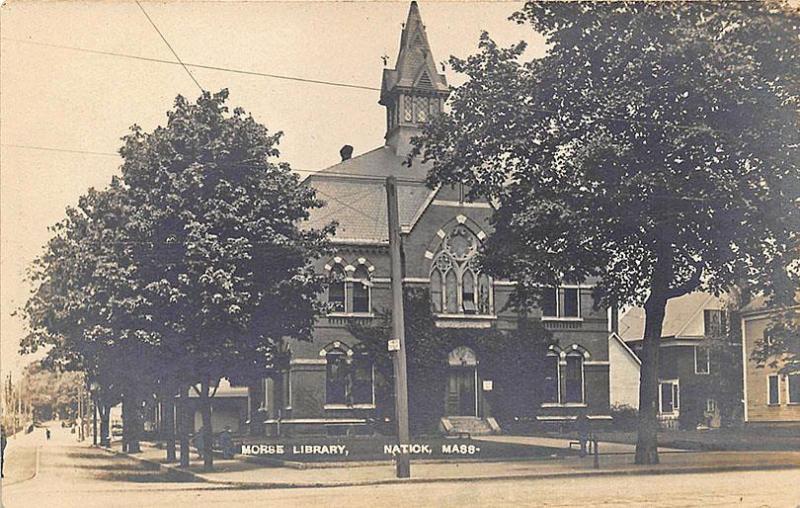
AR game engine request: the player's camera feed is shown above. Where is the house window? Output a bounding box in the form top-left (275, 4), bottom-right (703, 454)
top-left (542, 287), bottom-right (557, 317)
top-left (788, 375), bottom-right (800, 405)
top-left (326, 349), bottom-right (348, 405)
top-left (704, 309), bottom-right (728, 337)
top-left (543, 353), bottom-right (560, 403)
top-left (564, 352), bottom-right (585, 404)
top-left (768, 375), bottom-right (780, 405)
top-left (430, 225), bottom-right (493, 315)
top-left (659, 380), bottom-right (680, 414)
top-left (328, 265), bottom-right (346, 313)
top-left (351, 265), bottom-right (371, 313)
top-left (542, 287), bottom-right (580, 318)
top-left (563, 288), bottom-right (579, 317)
top-left (705, 399), bottom-right (716, 413)
top-left (694, 346), bottom-right (710, 375)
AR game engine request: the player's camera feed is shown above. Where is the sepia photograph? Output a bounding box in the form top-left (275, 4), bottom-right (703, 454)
top-left (1, 1), bottom-right (798, 506)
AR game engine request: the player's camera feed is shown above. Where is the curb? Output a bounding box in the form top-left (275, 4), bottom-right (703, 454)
top-left (188, 462), bottom-right (800, 490)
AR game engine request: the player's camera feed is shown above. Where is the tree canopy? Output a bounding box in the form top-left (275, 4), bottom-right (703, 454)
top-left (412, 1), bottom-right (799, 463)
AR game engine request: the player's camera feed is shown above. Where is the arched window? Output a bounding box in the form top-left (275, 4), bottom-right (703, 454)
top-left (564, 352), bottom-right (585, 404)
top-left (326, 348), bottom-right (348, 405)
top-left (351, 353), bottom-right (374, 405)
top-left (328, 265), bottom-right (346, 313)
top-left (430, 224), bottom-right (493, 315)
top-left (543, 352), bottom-right (560, 404)
top-left (431, 270), bottom-right (443, 312)
top-left (323, 343), bottom-right (374, 406)
top-left (478, 273), bottom-right (491, 315)
top-left (352, 265), bottom-right (371, 313)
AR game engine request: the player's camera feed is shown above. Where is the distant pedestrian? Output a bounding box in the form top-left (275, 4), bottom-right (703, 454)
top-left (218, 426), bottom-right (234, 459)
top-left (192, 427), bottom-right (206, 460)
top-left (576, 411), bottom-right (591, 457)
top-left (46, 428), bottom-right (51, 440)
top-left (1, 426), bottom-right (7, 478)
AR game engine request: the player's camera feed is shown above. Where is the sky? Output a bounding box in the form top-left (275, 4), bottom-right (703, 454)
top-left (0, 1), bottom-right (547, 380)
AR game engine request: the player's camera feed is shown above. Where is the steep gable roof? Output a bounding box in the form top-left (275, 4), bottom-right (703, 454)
top-left (620, 292), bottom-right (726, 342)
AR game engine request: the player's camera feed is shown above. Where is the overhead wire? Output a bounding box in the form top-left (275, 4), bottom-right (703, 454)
top-left (135, 1), bottom-right (204, 93)
top-left (1, 37), bottom-right (381, 92)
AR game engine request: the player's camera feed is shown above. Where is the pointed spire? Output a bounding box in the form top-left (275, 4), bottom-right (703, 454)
top-left (379, 2), bottom-right (450, 157)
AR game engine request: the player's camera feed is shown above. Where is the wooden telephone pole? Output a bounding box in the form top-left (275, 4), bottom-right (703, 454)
top-left (386, 176), bottom-right (411, 478)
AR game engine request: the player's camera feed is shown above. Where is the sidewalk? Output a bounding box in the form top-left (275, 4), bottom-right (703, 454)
top-left (105, 441), bottom-right (800, 489)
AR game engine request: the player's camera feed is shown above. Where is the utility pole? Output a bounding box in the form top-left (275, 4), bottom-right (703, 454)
top-left (386, 176), bottom-right (411, 478)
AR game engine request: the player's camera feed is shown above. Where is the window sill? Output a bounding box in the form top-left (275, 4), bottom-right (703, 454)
top-left (540, 402), bottom-right (587, 408)
top-left (327, 312), bottom-right (375, 319)
top-left (434, 313), bottom-right (497, 320)
top-left (324, 404), bottom-right (376, 410)
top-left (541, 316), bottom-right (583, 322)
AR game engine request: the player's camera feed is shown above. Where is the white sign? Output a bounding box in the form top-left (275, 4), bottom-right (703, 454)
top-left (387, 338), bottom-right (400, 352)
top-left (482, 380), bottom-right (493, 391)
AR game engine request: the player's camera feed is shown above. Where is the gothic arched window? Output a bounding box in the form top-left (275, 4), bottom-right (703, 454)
top-left (328, 265), bottom-right (346, 313)
top-left (352, 265), bottom-right (371, 313)
top-left (564, 351), bottom-right (585, 404)
top-left (430, 225), bottom-right (493, 315)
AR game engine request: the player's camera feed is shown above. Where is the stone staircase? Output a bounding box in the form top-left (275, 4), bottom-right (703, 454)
top-left (440, 416), bottom-right (501, 436)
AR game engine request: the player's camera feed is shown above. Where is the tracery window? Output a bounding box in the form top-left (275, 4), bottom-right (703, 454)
top-left (430, 225), bottom-right (493, 315)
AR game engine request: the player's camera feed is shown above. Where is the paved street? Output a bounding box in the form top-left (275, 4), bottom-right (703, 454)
top-left (2, 424), bottom-right (799, 507)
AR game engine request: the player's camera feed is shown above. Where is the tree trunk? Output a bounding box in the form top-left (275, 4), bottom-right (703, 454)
top-left (162, 380), bottom-right (177, 462)
top-left (99, 404), bottom-right (111, 447)
top-left (125, 388), bottom-right (141, 454)
top-left (179, 385), bottom-right (190, 468)
top-left (199, 380), bottom-right (214, 471)
top-left (121, 393), bottom-right (129, 452)
top-left (635, 290), bottom-right (669, 464)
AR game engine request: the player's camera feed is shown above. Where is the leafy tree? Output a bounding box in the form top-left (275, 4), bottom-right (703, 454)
top-left (19, 182), bottom-right (161, 452)
top-left (118, 90), bottom-right (333, 470)
top-left (412, 1), bottom-right (799, 463)
top-left (350, 289), bottom-right (553, 433)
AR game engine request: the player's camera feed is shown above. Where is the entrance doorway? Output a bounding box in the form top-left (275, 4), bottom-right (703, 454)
top-left (445, 346), bottom-right (479, 417)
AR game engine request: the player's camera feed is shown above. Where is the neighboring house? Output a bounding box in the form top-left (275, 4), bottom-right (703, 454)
top-left (620, 292), bottom-right (741, 429)
top-left (740, 294), bottom-right (800, 425)
top-left (608, 332), bottom-right (641, 409)
top-left (244, 2), bottom-right (613, 436)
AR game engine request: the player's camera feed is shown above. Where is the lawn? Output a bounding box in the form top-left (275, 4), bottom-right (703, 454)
top-left (538, 426), bottom-right (800, 452)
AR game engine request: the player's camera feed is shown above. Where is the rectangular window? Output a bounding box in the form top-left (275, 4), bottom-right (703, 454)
top-left (705, 399), bottom-right (716, 413)
top-left (541, 287), bottom-right (557, 317)
top-left (768, 374), bottom-right (780, 405)
top-left (659, 381), bottom-right (679, 414)
top-left (704, 309), bottom-right (728, 337)
top-left (562, 288), bottom-right (579, 317)
top-left (787, 375), bottom-right (800, 405)
top-left (694, 346), bottom-right (710, 375)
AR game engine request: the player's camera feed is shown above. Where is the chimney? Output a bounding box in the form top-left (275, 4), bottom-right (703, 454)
top-left (339, 145), bottom-right (354, 162)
